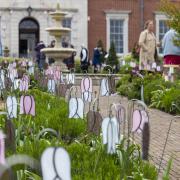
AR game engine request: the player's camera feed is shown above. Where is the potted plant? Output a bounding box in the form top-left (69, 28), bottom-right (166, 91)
top-left (3, 46), bottom-right (10, 57)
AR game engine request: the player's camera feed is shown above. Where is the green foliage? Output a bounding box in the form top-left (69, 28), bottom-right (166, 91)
top-left (160, 0), bottom-right (180, 46)
top-left (0, 57), bottom-right (23, 63)
top-left (116, 138), bottom-right (157, 179)
top-left (143, 74), bottom-right (169, 104)
top-left (119, 64), bottom-right (133, 74)
top-left (117, 74), bottom-right (141, 100)
top-left (131, 43), bottom-right (140, 61)
top-left (116, 73), bottom-right (180, 114)
top-left (75, 59), bottom-right (81, 73)
top-left (107, 41), bottom-right (118, 67)
top-left (150, 88), bottom-right (180, 114)
top-left (163, 158), bottom-right (173, 180)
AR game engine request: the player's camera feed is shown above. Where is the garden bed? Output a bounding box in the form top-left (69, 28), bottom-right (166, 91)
top-left (116, 73), bottom-right (180, 115)
top-left (0, 83), bottom-right (158, 179)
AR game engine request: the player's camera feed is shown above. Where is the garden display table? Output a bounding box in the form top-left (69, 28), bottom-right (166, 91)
top-left (163, 64), bottom-right (180, 82)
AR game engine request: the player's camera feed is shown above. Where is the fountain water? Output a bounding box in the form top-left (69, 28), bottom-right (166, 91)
top-left (41, 3), bottom-right (76, 71)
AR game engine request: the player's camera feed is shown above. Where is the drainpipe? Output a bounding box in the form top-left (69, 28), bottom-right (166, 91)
top-left (140, 0), bottom-right (144, 31)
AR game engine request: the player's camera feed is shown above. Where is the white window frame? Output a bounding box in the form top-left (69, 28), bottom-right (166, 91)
top-left (155, 13), bottom-right (169, 55)
top-left (105, 10), bottom-right (130, 56)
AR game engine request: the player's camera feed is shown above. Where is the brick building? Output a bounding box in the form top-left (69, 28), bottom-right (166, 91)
top-left (88, 0), bottom-right (179, 57)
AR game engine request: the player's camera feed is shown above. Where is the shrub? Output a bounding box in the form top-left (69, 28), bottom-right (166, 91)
top-left (107, 41), bottom-right (118, 69)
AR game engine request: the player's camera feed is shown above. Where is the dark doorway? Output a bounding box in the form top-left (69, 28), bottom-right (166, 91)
top-left (19, 18), bottom-right (39, 58)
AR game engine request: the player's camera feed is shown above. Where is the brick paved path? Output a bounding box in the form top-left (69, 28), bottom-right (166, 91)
top-left (82, 86), bottom-right (180, 179)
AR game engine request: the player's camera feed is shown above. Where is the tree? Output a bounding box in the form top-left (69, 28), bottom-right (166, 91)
top-left (107, 41), bottom-right (118, 69)
top-left (160, 0), bottom-right (180, 46)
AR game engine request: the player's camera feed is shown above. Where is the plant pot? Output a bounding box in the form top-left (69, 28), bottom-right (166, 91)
top-left (3, 48), bottom-right (10, 57)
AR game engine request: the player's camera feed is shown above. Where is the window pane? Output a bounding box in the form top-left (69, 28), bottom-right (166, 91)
top-left (62, 18), bottom-right (72, 43)
top-left (63, 18), bottom-right (71, 28)
top-left (110, 19), bottom-right (124, 54)
top-left (20, 19), bottom-right (38, 29)
top-left (159, 20), bottom-right (169, 53)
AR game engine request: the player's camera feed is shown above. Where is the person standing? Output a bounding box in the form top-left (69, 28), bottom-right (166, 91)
top-left (35, 41), bottom-right (46, 71)
top-left (162, 29), bottom-right (180, 65)
top-left (80, 45), bottom-right (89, 72)
top-left (66, 45), bottom-right (76, 70)
top-left (92, 45), bottom-right (102, 73)
top-left (138, 20), bottom-right (158, 71)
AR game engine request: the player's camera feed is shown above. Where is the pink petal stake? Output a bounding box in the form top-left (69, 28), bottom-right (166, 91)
top-left (138, 110), bottom-right (149, 133)
top-left (80, 77), bottom-right (92, 93)
top-left (132, 110), bottom-right (141, 133)
top-left (54, 69), bottom-right (60, 81)
top-left (45, 67), bottom-right (53, 76)
top-left (20, 95), bottom-right (35, 116)
top-left (19, 75), bottom-right (29, 92)
top-left (0, 130), bottom-right (6, 165)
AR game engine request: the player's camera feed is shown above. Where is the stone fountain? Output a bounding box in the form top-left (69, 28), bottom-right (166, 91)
top-left (41, 3), bottom-right (75, 71)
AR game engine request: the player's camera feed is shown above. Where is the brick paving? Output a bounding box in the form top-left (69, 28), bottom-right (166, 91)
top-left (84, 86), bottom-right (180, 179)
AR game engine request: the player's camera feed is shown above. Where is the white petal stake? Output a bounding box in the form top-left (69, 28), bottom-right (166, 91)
top-left (69, 98), bottom-right (84, 119)
top-left (6, 96), bottom-right (17, 119)
top-left (0, 130), bottom-right (6, 165)
top-left (0, 70), bottom-right (5, 90)
top-left (48, 79), bottom-right (56, 94)
top-left (66, 73), bottom-right (75, 84)
top-left (81, 91), bottom-right (92, 102)
top-left (100, 78), bottom-right (109, 96)
top-left (102, 117), bottom-right (119, 154)
top-left (41, 147), bottom-right (71, 180)
top-left (13, 79), bottom-right (20, 90)
top-left (28, 61), bottom-right (34, 75)
top-left (8, 69), bottom-right (18, 82)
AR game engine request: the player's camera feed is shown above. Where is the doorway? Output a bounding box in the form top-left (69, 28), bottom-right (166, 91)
top-left (19, 18), bottom-right (39, 58)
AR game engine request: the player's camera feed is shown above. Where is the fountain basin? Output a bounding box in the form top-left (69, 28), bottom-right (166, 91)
top-left (46, 27), bottom-right (71, 37)
top-left (49, 11), bottom-right (67, 21)
top-left (41, 48), bottom-right (75, 59)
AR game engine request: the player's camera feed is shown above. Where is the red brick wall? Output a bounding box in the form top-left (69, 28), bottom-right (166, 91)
top-left (88, 0), bottom-right (162, 58)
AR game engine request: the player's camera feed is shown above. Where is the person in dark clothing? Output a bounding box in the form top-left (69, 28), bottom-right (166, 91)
top-left (62, 37), bottom-right (69, 48)
top-left (34, 41), bottom-right (46, 71)
top-left (93, 46), bottom-right (102, 73)
top-left (65, 45), bottom-right (76, 70)
top-left (80, 45), bottom-right (89, 73)
top-left (48, 40), bottom-right (56, 65)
